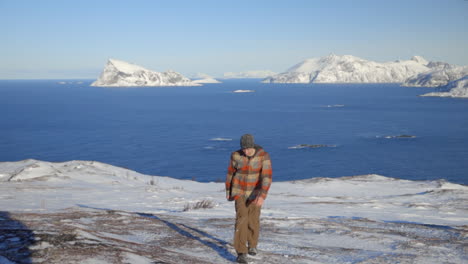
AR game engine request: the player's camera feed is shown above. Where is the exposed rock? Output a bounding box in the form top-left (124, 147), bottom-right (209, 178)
top-left (384, 135), bottom-right (417, 139)
top-left (288, 144), bottom-right (336, 149)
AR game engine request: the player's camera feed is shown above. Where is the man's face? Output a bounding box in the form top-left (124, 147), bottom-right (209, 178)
top-left (243, 148), bottom-right (256, 157)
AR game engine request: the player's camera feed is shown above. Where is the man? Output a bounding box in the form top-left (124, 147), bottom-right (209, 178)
top-left (225, 134), bottom-right (272, 263)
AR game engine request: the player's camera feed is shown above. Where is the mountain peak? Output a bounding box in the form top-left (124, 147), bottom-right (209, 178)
top-left (410, 56), bottom-right (429, 65)
top-left (92, 59), bottom-right (199, 87)
top-left (287, 54), bottom-right (362, 73)
top-left (106, 59), bottom-right (149, 73)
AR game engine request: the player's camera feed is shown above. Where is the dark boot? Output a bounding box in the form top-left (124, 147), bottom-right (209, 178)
top-left (236, 253), bottom-right (248, 263)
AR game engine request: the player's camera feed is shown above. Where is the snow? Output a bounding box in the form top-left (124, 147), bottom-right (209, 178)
top-left (106, 58), bottom-right (148, 73)
top-left (0, 256), bottom-right (17, 264)
top-left (191, 73), bottom-right (221, 84)
top-left (223, 70), bottom-right (277, 79)
top-left (232, 89), bottom-right (255, 93)
top-left (410, 55), bottom-right (429, 65)
top-left (403, 65), bottom-right (468, 87)
top-left (122, 253), bottom-right (154, 264)
top-left (192, 78), bottom-right (221, 84)
top-left (421, 76), bottom-right (468, 98)
top-left (210, 138), bottom-right (232, 141)
top-left (79, 257), bottom-right (111, 264)
top-left (91, 59), bottom-right (201, 87)
top-left (263, 54), bottom-right (433, 84)
top-left (1, 159), bottom-right (467, 263)
top-left (404, 64), bottom-right (468, 98)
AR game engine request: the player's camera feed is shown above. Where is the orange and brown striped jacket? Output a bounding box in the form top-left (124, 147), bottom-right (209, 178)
top-left (225, 145), bottom-right (272, 202)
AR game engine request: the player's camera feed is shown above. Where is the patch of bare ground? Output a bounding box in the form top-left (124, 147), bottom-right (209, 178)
top-left (1, 209), bottom-right (225, 263)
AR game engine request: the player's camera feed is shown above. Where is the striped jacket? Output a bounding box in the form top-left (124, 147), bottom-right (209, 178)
top-left (225, 145), bottom-right (272, 202)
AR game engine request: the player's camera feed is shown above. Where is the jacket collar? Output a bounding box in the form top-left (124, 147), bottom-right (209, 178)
top-left (238, 144), bottom-right (263, 158)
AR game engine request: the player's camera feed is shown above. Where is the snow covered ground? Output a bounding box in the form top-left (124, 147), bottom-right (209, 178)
top-left (1, 160), bottom-right (467, 263)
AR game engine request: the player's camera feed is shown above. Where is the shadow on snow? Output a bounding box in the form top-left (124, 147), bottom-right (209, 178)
top-left (76, 204), bottom-right (236, 262)
top-left (0, 211), bottom-right (36, 264)
top-left (138, 213), bottom-right (236, 262)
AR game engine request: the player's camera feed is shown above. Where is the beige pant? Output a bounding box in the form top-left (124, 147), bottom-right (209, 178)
top-left (234, 197), bottom-right (261, 254)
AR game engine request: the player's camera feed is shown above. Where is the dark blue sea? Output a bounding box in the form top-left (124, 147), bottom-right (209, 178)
top-left (1, 79), bottom-right (467, 184)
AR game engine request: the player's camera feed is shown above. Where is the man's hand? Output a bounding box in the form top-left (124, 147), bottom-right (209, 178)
top-left (253, 196), bottom-right (264, 207)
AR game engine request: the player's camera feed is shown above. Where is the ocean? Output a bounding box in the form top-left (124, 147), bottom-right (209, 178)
top-left (1, 79), bottom-right (467, 184)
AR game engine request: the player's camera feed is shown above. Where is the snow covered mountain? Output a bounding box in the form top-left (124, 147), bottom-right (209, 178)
top-left (401, 63), bottom-right (468, 98)
top-left (421, 76), bottom-right (468, 98)
top-left (91, 59), bottom-right (200, 87)
top-left (191, 73), bottom-right (221, 84)
top-left (192, 78), bottom-right (221, 84)
top-left (223, 70), bottom-right (277, 79)
top-left (262, 54), bottom-right (433, 84)
top-left (403, 64), bottom-right (468, 87)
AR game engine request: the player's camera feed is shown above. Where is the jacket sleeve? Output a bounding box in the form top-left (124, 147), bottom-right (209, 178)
top-left (225, 153), bottom-right (237, 200)
top-left (259, 153), bottom-right (272, 199)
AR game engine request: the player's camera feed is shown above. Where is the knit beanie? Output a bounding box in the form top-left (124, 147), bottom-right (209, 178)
top-left (240, 134), bottom-right (255, 149)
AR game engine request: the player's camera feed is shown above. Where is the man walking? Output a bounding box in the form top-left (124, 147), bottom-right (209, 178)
top-left (226, 134), bottom-right (272, 263)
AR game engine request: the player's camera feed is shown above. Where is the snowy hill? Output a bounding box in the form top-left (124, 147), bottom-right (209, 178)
top-left (192, 78), bottom-right (221, 84)
top-left (403, 64), bottom-right (468, 87)
top-left (1, 159), bottom-right (467, 263)
top-left (262, 54), bottom-right (433, 84)
top-left (191, 73), bottom-right (221, 84)
top-left (223, 70), bottom-right (277, 79)
top-left (91, 59), bottom-right (200, 87)
top-left (421, 76), bottom-right (468, 98)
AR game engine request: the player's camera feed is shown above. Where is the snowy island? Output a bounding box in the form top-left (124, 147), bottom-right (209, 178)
top-left (232, 89), bottom-right (254, 93)
top-left (191, 73), bottom-right (221, 84)
top-left (262, 54), bottom-right (433, 84)
top-left (223, 70), bottom-right (277, 79)
top-left (1, 159), bottom-right (466, 263)
top-left (263, 54), bottom-right (468, 98)
top-left (91, 59), bottom-right (200, 87)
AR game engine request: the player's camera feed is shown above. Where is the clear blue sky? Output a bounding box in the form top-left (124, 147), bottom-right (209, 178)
top-left (1, 0), bottom-right (467, 79)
